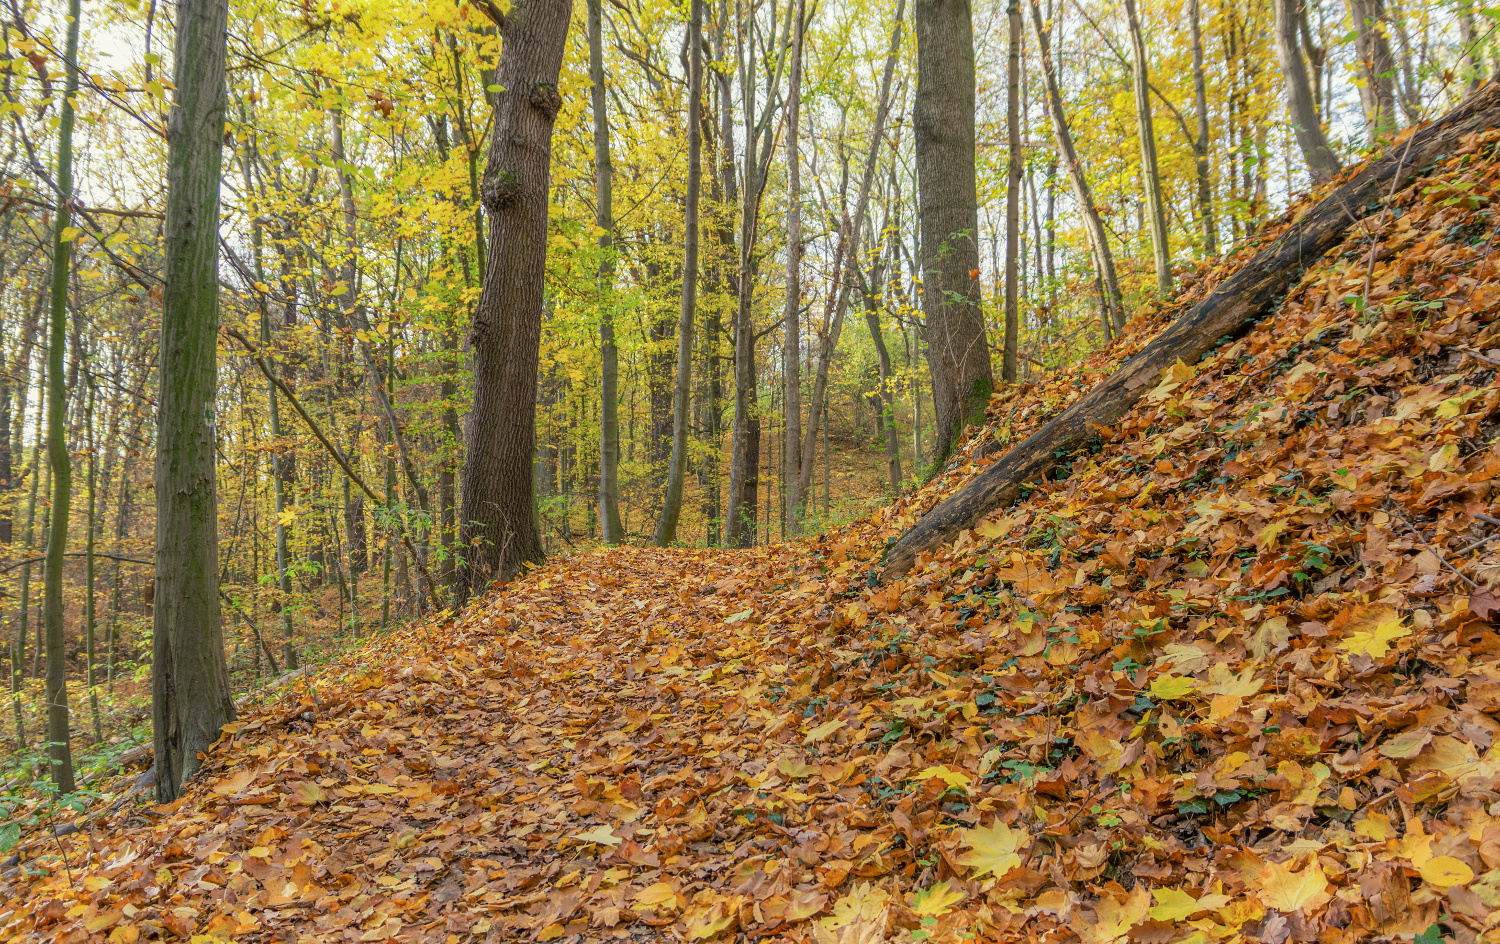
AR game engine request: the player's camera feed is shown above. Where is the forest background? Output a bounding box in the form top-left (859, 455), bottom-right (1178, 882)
top-left (0, 0), bottom-right (1485, 788)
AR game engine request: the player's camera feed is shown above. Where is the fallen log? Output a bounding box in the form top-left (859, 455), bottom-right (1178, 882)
top-left (882, 80), bottom-right (1500, 581)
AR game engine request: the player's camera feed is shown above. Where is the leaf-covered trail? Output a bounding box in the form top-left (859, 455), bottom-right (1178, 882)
top-left (3, 545), bottom-right (879, 943)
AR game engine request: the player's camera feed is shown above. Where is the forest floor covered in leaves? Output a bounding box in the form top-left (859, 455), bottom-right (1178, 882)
top-left (8, 130), bottom-right (1500, 944)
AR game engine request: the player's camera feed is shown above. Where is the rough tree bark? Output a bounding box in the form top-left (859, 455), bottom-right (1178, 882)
top-left (589, 0), bottom-right (625, 544)
top-left (654, 0), bottom-right (704, 546)
top-left (1274, 0), bottom-right (1342, 183)
top-left (883, 82), bottom-right (1500, 580)
top-left (914, 0), bottom-right (993, 468)
top-left (155, 0), bottom-right (236, 802)
top-left (457, 0), bottom-right (572, 602)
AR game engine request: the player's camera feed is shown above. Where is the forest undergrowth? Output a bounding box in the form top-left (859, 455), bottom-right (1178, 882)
top-left (5, 124), bottom-right (1500, 944)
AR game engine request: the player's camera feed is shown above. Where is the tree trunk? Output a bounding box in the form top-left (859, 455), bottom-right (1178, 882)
top-left (1002, 0), bottom-right (1021, 383)
top-left (457, 0), bottom-right (571, 602)
top-left (861, 248), bottom-right (903, 494)
top-left (795, 0), bottom-right (903, 502)
top-left (41, 0), bottom-right (81, 793)
top-left (1189, 0), bottom-right (1216, 254)
top-left (1122, 0), bottom-right (1172, 294)
top-left (589, 0), bottom-right (625, 544)
top-left (1029, 0), bottom-right (1125, 332)
top-left (1274, 0), bottom-right (1343, 183)
top-left (914, 0), bottom-right (993, 467)
top-left (781, 0), bottom-right (806, 537)
top-left (654, 0), bottom-right (704, 547)
top-left (155, 0), bottom-right (236, 802)
top-left (727, 0), bottom-right (793, 549)
top-left (1459, 1), bottom-right (1483, 95)
top-left (883, 82), bottom-right (1500, 580)
top-left (1347, 0), bottom-right (1400, 144)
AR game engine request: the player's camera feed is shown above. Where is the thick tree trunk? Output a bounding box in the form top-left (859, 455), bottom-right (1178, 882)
top-left (883, 82), bottom-right (1500, 580)
top-left (1029, 0), bottom-right (1125, 332)
top-left (457, 0), bottom-right (572, 603)
top-left (1123, 0), bottom-right (1172, 293)
top-left (654, 0), bottom-right (704, 546)
top-left (589, 0), bottom-right (625, 544)
top-left (155, 0), bottom-right (235, 802)
top-left (781, 0), bottom-right (805, 537)
top-left (1002, 0), bottom-right (1021, 383)
top-left (1274, 0), bottom-right (1342, 183)
top-left (914, 0), bottom-right (993, 467)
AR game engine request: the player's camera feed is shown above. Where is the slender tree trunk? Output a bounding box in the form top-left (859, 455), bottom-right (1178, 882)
top-left (1459, 1), bottom-right (1482, 95)
top-left (914, 0), bottom-right (993, 467)
top-left (781, 0), bottom-right (806, 537)
top-left (85, 379), bottom-right (99, 743)
top-left (655, 0), bottom-right (704, 547)
top-left (861, 245), bottom-right (902, 494)
top-left (1347, 0), bottom-right (1400, 143)
top-left (155, 0), bottom-right (236, 802)
top-left (40, 0), bottom-right (83, 793)
top-left (1002, 0), bottom-right (1022, 383)
top-left (330, 108), bottom-right (430, 521)
top-left (1122, 0), bottom-right (1172, 293)
top-left (457, 0), bottom-right (572, 602)
top-left (1029, 0), bottom-right (1125, 331)
top-left (1189, 0), bottom-right (1216, 254)
top-left (795, 0), bottom-right (904, 500)
top-left (1274, 0), bottom-right (1343, 183)
top-left (589, 0), bottom-right (625, 544)
top-left (727, 0), bottom-right (792, 549)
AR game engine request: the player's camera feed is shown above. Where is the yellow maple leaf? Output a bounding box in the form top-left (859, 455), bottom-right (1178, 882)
top-left (1354, 812), bottom-right (1394, 841)
top-left (1251, 857), bottom-right (1329, 912)
top-left (571, 825), bottom-right (622, 847)
top-left (684, 895), bottom-right (739, 940)
top-left (975, 515), bottom-right (1014, 540)
top-left (1201, 663), bottom-right (1262, 698)
top-left (911, 765), bottom-right (971, 790)
top-left (908, 880), bottom-right (964, 916)
top-left (1082, 885), bottom-right (1150, 943)
top-left (1147, 359), bottom-right (1196, 403)
top-left (1147, 888), bottom-right (1202, 922)
top-left (1338, 605), bottom-right (1409, 659)
top-left (821, 883), bottom-right (890, 930)
top-left (957, 820), bottom-right (1028, 878)
top-left (1149, 674), bottom-right (1197, 701)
